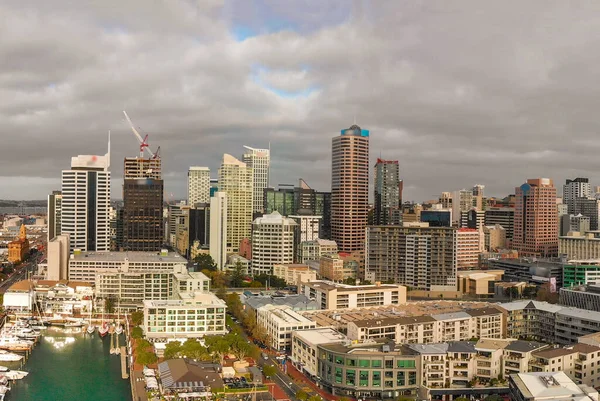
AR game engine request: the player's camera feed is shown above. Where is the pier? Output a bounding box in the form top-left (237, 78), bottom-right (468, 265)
top-left (120, 346), bottom-right (129, 379)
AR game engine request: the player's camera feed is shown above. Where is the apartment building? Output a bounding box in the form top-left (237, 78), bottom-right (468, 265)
top-left (68, 250), bottom-right (187, 282)
top-left (319, 254), bottom-right (355, 281)
top-left (502, 341), bottom-right (548, 378)
top-left (560, 232), bottom-right (600, 260)
top-left (445, 342), bottom-right (477, 388)
top-left (299, 280), bottom-right (407, 310)
top-left (317, 341), bottom-right (420, 399)
top-left (251, 212), bottom-right (296, 275)
top-left (485, 207), bottom-right (514, 240)
top-left (408, 343), bottom-right (449, 389)
top-left (529, 343), bottom-right (600, 388)
top-left (456, 228), bottom-right (483, 270)
top-left (346, 307), bottom-right (504, 344)
top-left (256, 305), bottom-right (317, 351)
top-left (143, 292), bottom-right (227, 341)
top-left (291, 328), bottom-right (347, 378)
top-left (297, 238), bottom-right (338, 264)
top-left (484, 224), bottom-right (507, 251)
top-left (560, 284), bottom-right (600, 311)
top-left (272, 263), bottom-right (317, 286)
top-left (474, 338), bottom-right (513, 384)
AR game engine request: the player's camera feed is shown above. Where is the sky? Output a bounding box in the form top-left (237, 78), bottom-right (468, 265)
top-left (2, 0), bottom-right (600, 201)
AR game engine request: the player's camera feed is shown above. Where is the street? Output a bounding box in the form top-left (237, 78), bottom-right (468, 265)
top-left (0, 253), bottom-right (41, 294)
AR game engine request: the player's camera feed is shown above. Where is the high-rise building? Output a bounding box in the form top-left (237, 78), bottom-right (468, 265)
top-left (374, 158), bottom-right (401, 225)
top-left (61, 143), bottom-right (111, 253)
top-left (513, 178), bottom-right (558, 256)
top-left (573, 197), bottom-right (600, 231)
top-left (365, 224), bottom-right (457, 291)
top-left (251, 212), bottom-right (296, 275)
top-left (452, 189), bottom-right (475, 225)
top-left (47, 190), bottom-right (62, 242)
top-left (243, 145), bottom-right (270, 215)
top-left (456, 228), bottom-right (483, 270)
top-left (485, 207), bottom-right (515, 240)
top-left (564, 177), bottom-right (591, 214)
top-left (331, 125), bottom-right (369, 253)
top-left (289, 215), bottom-right (321, 261)
top-left (122, 157), bottom-right (164, 252)
top-left (209, 192), bottom-right (228, 270)
top-left (188, 167), bottom-right (210, 206)
top-left (218, 154), bottom-right (253, 253)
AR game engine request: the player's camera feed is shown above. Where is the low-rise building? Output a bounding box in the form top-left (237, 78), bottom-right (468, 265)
top-left (319, 254), bottom-right (355, 281)
top-left (300, 280), bottom-right (407, 310)
top-left (560, 231), bottom-right (600, 260)
top-left (509, 371), bottom-right (599, 401)
top-left (502, 341), bottom-right (548, 378)
top-left (256, 305), bottom-right (317, 351)
top-left (272, 263), bottom-right (317, 286)
top-left (3, 279), bottom-right (93, 315)
top-left (297, 239), bottom-right (338, 264)
top-left (530, 343), bottom-right (600, 388)
top-left (563, 260), bottom-right (600, 287)
top-left (291, 328), bottom-right (347, 378)
top-left (143, 291), bottom-right (227, 341)
top-left (485, 257), bottom-right (564, 288)
top-left (484, 224), bottom-right (506, 251)
top-left (560, 284), bottom-right (600, 311)
top-left (243, 293), bottom-right (320, 316)
top-left (457, 270), bottom-right (504, 297)
top-left (474, 338), bottom-right (513, 384)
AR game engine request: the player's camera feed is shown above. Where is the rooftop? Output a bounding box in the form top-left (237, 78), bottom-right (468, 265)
top-left (407, 343), bottom-right (449, 355)
top-left (144, 292), bottom-right (225, 308)
top-left (431, 312), bottom-right (471, 321)
top-left (258, 305), bottom-right (315, 325)
top-left (302, 280), bottom-right (405, 293)
top-left (244, 294), bottom-right (319, 311)
top-left (319, 341), bottom-right (418, 356)
top-left (293, 328), bottom-right (348, 345)
top-left (447, 341), bottom-right (477, 354)
top-left (70, 251), bottom-right (185, 263)
top-left (533, 347), bottom-right (578, 359)
top-left (498, 300), bottom-right (564, 313)
top-left (7, 279), bottom-right (93, 293)
top-left (475, 338), bottom-right (513, 351)
top-left (511, 372), bottom-right (594, 400)
top-left (351, 315), bottom-right (436, 328)
top-left (505, 340), bottom-right (547, 353)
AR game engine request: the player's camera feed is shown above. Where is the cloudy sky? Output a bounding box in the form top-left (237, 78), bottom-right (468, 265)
top-left (2, 0), bottom-right (600, 201)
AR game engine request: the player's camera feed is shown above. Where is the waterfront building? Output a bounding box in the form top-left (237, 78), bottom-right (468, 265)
top-left (46, 234), bottom-right (70, 280)
top-left (122, 157), bottom-right (164, 252)
top-left (187, 167), bottom-right (210, 206)
top-left (256, 305), bottom-right (317, 351)
top-left (209, 192), bottom-right (227, 270)
top-left (513, 178), bottom-right (558, 256)
top-left (365, 225), bottom-right (457, 291)
top-left (331, 124), bottom-right (369, 253)
top-left (456, 228), bottom-right (483, 270)
top-left (299, 280), bottom-right (407, 310)
top-left (3, 279), bottom-right (93, 314)
top-left (485, 207), bottom-right (515, 240)
top-left (560, 231), bottom-right (600, 260)
top-left (564, 178), bottom-right (592, 214)
top-left (291, 328), bottom-right (348, 378)
top-left (67, 249), bottom-right (186, 282)
top-left (457, 270), bottom-right (504, 297)
top-left (374, 158), bottom-right (401, 225)
top-left (251, 212), bottom-right (296, 275)
top-left (8, 224), bottom-right (29, 264)
top-left (61, 145), bottom-right (111, 253)
top-left (509, 372), bottom-right (598, 401)
top-left (319, 254), bottom-right (355, 281)
top-left (243, 145), bottom-right (270, 215)
top-left (47, 190), bottom-right (62, 242)
top-left (143, 291), bottom-right (227, 341)
top-left (158, 359), bottom-right (223, 396)
top-left (218, 154), bottom-right (253, 253)
top-left (484, 224), bottom-right (506, 251)
top-left (272, 263), bottom-right (317, 286)
top-left (297, 238), bottom-right (338, 264)
top-left (317, 341), bottom-right (420, 399)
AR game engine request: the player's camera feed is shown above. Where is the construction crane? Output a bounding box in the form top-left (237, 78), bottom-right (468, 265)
top-left (122, 110), bottom-right (160, 159)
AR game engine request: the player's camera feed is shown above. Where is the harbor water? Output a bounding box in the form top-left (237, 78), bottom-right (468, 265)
top-left (7, 327), bottom-right (131, 401)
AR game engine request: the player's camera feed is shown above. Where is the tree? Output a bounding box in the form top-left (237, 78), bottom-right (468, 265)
top-left (136, 339), bottom-right (153, 354)
top-left (205, 336), bottom-right (230, 363)
top-left (523, 285), bottom-right (537, 299)
top-left (536, 282), bottom-right (559, 304)
top-left (231, 337), bottom-right (251, 361)
top-left (181, 339), bottom-right (208, 360)
top-left (137, 350), bottom-right (158, 366)
top-left (104, 296), bottom-right (115, 314)
top-left (342, 277), bottom-right (357, 285)
top-left (225, 293), bottom-right (243, 318)
top-left (164, 341), bottom-right (182, 360)
top-left (230, 262), bottom-right (246, 288)
top-left (308, 396), bottom-right (322, 401)
top-left (296, 390), bottom-right (309, 401)
top-left (216, 287), bottom-right (227, 300)
top-left (131, 326), bottom-right (144, 339)
top-left (194, 254), bottom-right (217, 271)
top-left (131, 311), bottom-right (144, 326)
top-left (253, 274), bottom-right (287, 289)
top-left (263, 365), bottom-right (277, 378)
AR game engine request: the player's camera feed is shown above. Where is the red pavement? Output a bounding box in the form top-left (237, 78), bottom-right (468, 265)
top-left (265, 380), bottom-right (289, 400)
top-left (286, 361), bottom-right (343, 401)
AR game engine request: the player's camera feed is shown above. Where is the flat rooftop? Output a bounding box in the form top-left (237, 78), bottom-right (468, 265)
top-left (511, 372), bottom-right (590, 400)
top-left (70, 251), bottom-right (186, 263)
top-left (320, 342), bottom-right (418, 357)
top-left (293, 328), bottom-right (348, 345)
top-left (259, 305), bottom-right (315, 325)
top-left (144, 292), bottom-right (225, 307)
top-left (303, 280), bottom-right (404, 292)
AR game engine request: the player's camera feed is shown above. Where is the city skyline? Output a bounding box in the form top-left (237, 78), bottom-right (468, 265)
top-left (3, 2), bottom-right (600, 201)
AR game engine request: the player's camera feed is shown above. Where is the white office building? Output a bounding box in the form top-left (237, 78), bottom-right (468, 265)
top-left (291, 328), bottom-right (348, 377)
top-left (242, 145), bottom-right (270, 214)
top-left (61, 143), bottom-right (111, 253)
top-left (256, 304), bottom-right (317, 351)
top-left (188, 167), bottom-right (210, 206)
top-left (218, 154), bottom-right (253, 253)
top-left (251, 212), bottom-right (297, 275)
top-left (209, 191), bottom-right (228, 270)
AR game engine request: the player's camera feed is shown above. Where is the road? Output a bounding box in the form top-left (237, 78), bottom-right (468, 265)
top-left (0, 253), bottom-right (42, 294)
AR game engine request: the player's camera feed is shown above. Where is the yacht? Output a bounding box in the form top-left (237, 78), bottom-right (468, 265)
top-left (0, 352), bottom-right (22, 362)
top-left (98, 322), bottom-right (109, 338)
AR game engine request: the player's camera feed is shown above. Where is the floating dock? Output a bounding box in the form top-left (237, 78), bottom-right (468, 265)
top-left (120, 346), bottom-right (128, 379)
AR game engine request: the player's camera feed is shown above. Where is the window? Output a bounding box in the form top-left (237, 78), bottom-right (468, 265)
top-left (397, 371), bottom-right (405, 386)
top-left (397, 360), bottom-right (415, 369)
top-left (335, 368), bottom-right (343, 384)
top-left (372, 360), bottom-right (382, 368)
top-left (359, 371), bottom-right (369, 387)
top-left (385, 360), bottom-right (394, 369)
top-left (372, 371), bottom-right (381, 387)
top-left (346, 370), bottom-right (356, 386)
top-left (335, 356), bottom-right (344, 365)
top-left (347, 359), bottom-right (356, 367)
top-left (359, 360), bottom-right (370, 368)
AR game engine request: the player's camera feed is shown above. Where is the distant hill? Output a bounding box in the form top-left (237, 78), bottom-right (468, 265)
top-left (0, 200), bottom-right (47, 207)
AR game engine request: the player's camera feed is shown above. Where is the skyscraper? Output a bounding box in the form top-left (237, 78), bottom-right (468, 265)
top-left (564, 177), bottom-right (591, 214)
top-left (47, 190), bottom-right (62, 242)
top-left (251, 212), bottom-right (296, 275)
top-left (374, 158), bottom-right (401, 225)
top-left (209, 192), bottom-right (228, 270)
top-left (243, 145), bottom-right (270, 215)
top-left (188, 167), bottom-right (210, 206)
top-left (451, 189), bottom-right (474, 225)
top-left (331, 124), bottom-right (370, 253)
top-left (513, 178), bottom-right (558, 256)
top-left (122, 157), bottom-right (164, 251)
top-left (61, 142), bottom-right (111, 253)
top-left (218, 154), bottom-right (253, 253)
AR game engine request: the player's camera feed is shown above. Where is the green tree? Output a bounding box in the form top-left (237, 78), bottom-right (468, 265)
top-left (253, 274), bottom-right (287, 288)
top-left (181, 339), bottom-right (208, 359)
top-left (205, 336), bottom-right (230, 363)
top-left (296, 390), bottom-right (309, 401)
top-left (342, 277), bottom-right (357, 285)
top-left (231, 336), bottom-right (251, 361)
top-left (194, 254), bottom-right (217, 271)
top-left (230, 262), bottom-right (246, 288)
top-left (137, 350), bottom-right (158, 366)
top-left (263, 365), bottom-right (277, 378)
top-left (131, 311), bottom-right (144, 326)
top-left (225, 293), bottom-right (243, 318)
top-left (308, 396), bottom-right (322, 401)
top-left (131, 326), bottom-right (143, 339)
top-left (104, 296), bottom-right (115, 314)
top-left (164, 341), bottom-right (182, 360)
top-left (136, 339), bottom-right (153, 353)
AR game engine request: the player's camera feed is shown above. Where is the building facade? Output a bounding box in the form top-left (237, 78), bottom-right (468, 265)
top-left (456, 228), bottom-right (483, 270)
top-left (187, 167), bottom-right (210, 206)
top-left (47, 190), bottom-right (62, 242)
top-left (243, 146), bottom-right (270, 215)
top-left (564, 178), bottom-right (591, 214)
top-left (331, 125), bottom-right (369, 253)
top-left (256, 305), bottom-right (317, 351)
top-left (297, 239), bottom-right (338, 264)
top-left (209, 192), bottom-right (227, 270)
top-left (374, 159), bottom-right (401, 225)
top-left (513, 178), bottom-right (558, 256)
top-left (8, 225), bottom-right (29, 264)
top-left (485, 207), bottom-right (515, 240)
top-left (299, 280), bottom-right (407, 310)
top-left (251, 212), bottom-right (296, 275)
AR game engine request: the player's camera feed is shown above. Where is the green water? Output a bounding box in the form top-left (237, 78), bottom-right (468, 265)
top-left (7, 327), bottom-right (131, 401)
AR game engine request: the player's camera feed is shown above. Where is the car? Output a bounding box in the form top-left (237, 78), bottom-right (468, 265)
top-left (262, 353), bottom-right (269, 360)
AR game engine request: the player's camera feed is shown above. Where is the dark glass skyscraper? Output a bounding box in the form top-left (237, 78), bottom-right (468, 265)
top-left (374, 158), bottom-right (401, 225)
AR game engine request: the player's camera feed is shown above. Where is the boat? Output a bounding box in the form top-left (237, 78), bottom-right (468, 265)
top-left (0, 367), bottom-right (8, 373)
top-left (4, 370), bottom-right (28, 380)
top-left (87, 299), bottom-right (95, 334)
top-left (98, 322), bottom-right (109, 338)
top-left (0, 351), bottom-right (22, 362)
